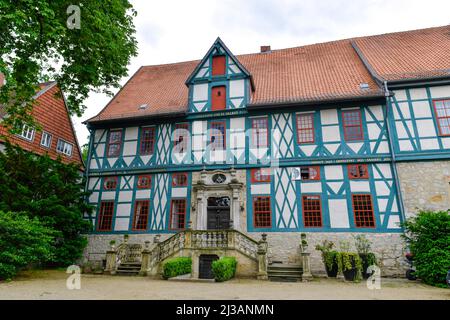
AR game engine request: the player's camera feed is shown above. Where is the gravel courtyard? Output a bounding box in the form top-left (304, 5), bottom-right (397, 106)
top-left (0, 270), bottom-right (448, 300)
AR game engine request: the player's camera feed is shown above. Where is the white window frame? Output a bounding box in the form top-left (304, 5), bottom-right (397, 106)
top-left (40, 131), bottom-right (52, 148)
top-left (18, 125), bottom-right (35, 141)
top-left (56, 138), bottom-right (73, 157)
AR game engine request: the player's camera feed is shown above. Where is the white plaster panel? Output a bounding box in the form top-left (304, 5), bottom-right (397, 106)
top-left (120, 176), bottom-right (134, 189)
top-left (322, 126), bottom-right (341, 142)
top-left (416, 119), bottom-right (436, 138)
top-left (378, 198), bottom-right (388, 212)
top-left (301, 182), bottom-right (322, 193)
top-left (441, 137), bottom-right (450, 149)
top-left (367, 123), bottom-right (381, 140)
top-left (230, 117), bottom-right (245, 130)
top-left (324, 165), bottom-right (343, 180)
top-left (409, 88), bottom-right (428, 100)
top-left (116, 203), bottom-right (132, 217)
top-left (387, 215), bottom-right (401, 229)
top-left (399, 140), bottom-right (414, 151)
top-left (193, 83), bottom-right (209, 101)
top-left (89, 192), bottom-right (99, 203)
top-left (299, 145), bottom-right (316, 156)
top-left (192, 135), bottom-right (204, 151)
top-left (192, 120), bottom-right (206, 133)
top-left (328, 199), bottom-right (350, 228)
top-left (125, 127), bottom-right (138, 140)
top-left (320, 109), bottom-right (338, 125)
top-left (89, 161), bottom-right (98, 170)
top-left (374, 163), bottom-right (392, 179)
top-left (429, 85), bottom-right (450, 99)
top-left (95, 144), bottom-right (105, 157)
top-left (396, 102), bottom-right (411, 119)
top-left (94, 129), bottom-right (106, 143)
top-left (88, 178), bottom-right (100, 190)
top-left (420, 138), bottom-right (439, 150)
top-left (371, 141), bottom-right (390, 154)
top-left (350, 181), bottom-right (371, 192)
top-left (250, 184), bottom-right (271, 195)
top-left (375, 181), bottom-right (390, 196)
top-left (210, 150), bottom-right (225, 162)
top-left (366, 105), bottom-right (384, 121)
top-left (114, 218), bottom-right (130, 231)
top-left (229, 79), bottom-right (245, 98)
top-left (230, 133), bottom-right (246, 148)
top-left (118, 191), bottom-right (133, 202)
top-left (101, 191), bottom-right (116, 200)
top-left (172, 188), bottom-right (187, 197)
top-left (393, 90), bottom-right (407, 101)
top-left (122, 141), bottom-right (137, 156)
top-left (135, 189), bottom-right (151, 199)
top-left (412, 101), bottom-right (432, 118)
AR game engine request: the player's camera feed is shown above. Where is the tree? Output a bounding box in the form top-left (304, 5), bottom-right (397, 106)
top-left (0, 211), bottom-right (54, 280)
top-left (0, 142), bottom-right (93, 266)
top-left (0, 1), bottom-right (138, 132)
top-left (402, 210), bottom-right (450, 287)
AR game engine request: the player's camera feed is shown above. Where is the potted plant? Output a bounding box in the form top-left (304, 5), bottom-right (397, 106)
top-left (354, 235), bottom-right (377, 279)
top-left (300, 233), bottom-right (308, 251)
top-left (337, 252), bottom-right (363, 282)
top-left (315, 240), bottom-right (339, 277)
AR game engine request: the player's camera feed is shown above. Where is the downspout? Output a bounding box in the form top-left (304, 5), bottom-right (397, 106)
top-left (383, 81), bottom-right (407, 224)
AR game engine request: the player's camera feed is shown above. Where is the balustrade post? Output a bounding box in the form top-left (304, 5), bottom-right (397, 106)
top-left (139, 241), bottom-right (151, 276)
top-left (300, 233), bottom-right (313, 282)
top-left (104, 243), bottom-right (117, 275)
top-left (257, 233), bottom-right (268, 280)
top-left (185, 230), bottom-right (191, 248)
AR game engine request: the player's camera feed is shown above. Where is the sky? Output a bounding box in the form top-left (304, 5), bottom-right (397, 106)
top-left (73, 0), bottom-right (450, 146)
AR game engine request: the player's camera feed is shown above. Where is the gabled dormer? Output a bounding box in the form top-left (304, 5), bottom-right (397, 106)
top-left (186, 37), bottom-right (254, 113)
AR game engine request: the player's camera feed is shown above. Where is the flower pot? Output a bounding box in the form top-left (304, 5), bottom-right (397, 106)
top-left (325, 262), bottom-right (339, 277)
top-left (343, 268), bottom-right (358, 281)
top-left (359, 254), bottom-right (371, 279)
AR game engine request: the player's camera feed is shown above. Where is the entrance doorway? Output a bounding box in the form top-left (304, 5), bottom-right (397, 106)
top-left (199, 254), bottom-right (219, 279)
top-left (207, 197), bottom-right (231, 230)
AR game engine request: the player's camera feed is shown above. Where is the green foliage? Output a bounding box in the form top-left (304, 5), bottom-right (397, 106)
top-left (315, 240), bottom-right (338, 270)
top-left (162, 257), bottom-right (192, 279)
top-left (402, 210), bottom-right (450, 287)
top-left (81, 143), bottom-right (89, 164)
top-left (354, 234), bottom-right (371, 255)
top-left (0, 0), bottom-right (138, 131)
top-left (336, 252), bottom-right (363, 281)
top-left (211, 257), bottom-right (237, 282)
top-left (0, 143), bottom-right (93, 266)
top-left (0, 211), bottom-right (54, 280)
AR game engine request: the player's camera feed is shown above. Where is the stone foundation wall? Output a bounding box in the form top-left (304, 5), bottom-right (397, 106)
top-left (396, 160), bottom-right (450, 218)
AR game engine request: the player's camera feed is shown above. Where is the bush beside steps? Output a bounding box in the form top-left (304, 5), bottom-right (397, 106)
top-left (212, 257), bottom-right (237, 282)
top-left (162, 257), bottom-right (192, 279)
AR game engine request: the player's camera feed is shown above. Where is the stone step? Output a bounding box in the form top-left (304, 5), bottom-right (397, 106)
top-left (116, 269), bottom-right (140, 276)
top-left (117, 265), bottom-right (141, 270)
top-left (268, 276), bottom-right (301, 282)
top-left (267, 263), bottom-right (303, 282)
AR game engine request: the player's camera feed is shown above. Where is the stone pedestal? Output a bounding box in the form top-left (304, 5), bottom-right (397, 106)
top-left (104, 249), bottom-right (117, 275)
top-left (301, 252), bottom-right (313, 282)
top-left (139, 241), bottom-right (151, 276)
top-left (257, 234), bottom-right (268, 280)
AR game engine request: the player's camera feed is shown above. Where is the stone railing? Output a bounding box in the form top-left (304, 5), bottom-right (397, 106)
top-left (105, 230), bottom-right (268, 279)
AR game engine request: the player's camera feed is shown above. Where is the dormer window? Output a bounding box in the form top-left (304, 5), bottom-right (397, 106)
top-left (211, 86), bottom-right (226, 111)
top-left (212, 55), bottom-right (226, 76)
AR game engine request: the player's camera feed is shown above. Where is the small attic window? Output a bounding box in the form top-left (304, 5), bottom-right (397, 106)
top-left (212, 55), bottom-right (226, 76)
top-left (359, 83), bottom-right (370, 90)
top-left (138, 104), bottom-right (148, 110)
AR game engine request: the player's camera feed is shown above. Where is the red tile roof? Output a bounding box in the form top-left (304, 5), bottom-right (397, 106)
top-left (354, 25), bottom-right (450, 81)
top-left (0, 82), bottom-right (84, 168)
top-left (87, 25), bottom-right (450, 123)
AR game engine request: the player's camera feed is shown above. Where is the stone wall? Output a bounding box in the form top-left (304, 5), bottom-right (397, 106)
top-left (396, 160), bottom-right (450, 218)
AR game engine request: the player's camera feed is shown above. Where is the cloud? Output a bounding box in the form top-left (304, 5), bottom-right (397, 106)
top-left (72, 0), bottom-right (450, 146)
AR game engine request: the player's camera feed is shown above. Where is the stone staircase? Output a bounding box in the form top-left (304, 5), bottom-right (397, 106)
top-left (116, 262), bottom-right (142, 276)
top-left (267, 263), bottom-right (303, 282)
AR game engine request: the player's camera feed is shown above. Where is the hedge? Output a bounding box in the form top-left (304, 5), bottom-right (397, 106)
top-left (162, 257), bottom-right (192, 279)
top-left (211, 257), bottom-right (237, 282)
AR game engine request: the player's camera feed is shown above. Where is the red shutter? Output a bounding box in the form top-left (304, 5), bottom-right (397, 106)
top-left (212, 55), bottom-right (226, 76)
top-left (211, 86), bottom-right (226, 111)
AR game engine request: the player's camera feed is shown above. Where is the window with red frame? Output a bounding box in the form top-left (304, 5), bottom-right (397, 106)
top-left (352, 194), bottom-right (375, 228)
top-left (103, 177), bottom-right (117, 190)
top-left (297, 114), bottom-right (315, 144)
top-left (210, 121), bottom-right (226, 150)
top-left (302, 195), bottom-right (322, 227)
top-left (433, 100), bottom-right (450, 135)
top-left (253, 197), bottom-right (272, 228)
top-left (342, 110), bottom-right (363, 141)
top-left (97, 201), bottom-right (114, 231)
top-left (172, 173), bottom-right (188, 187)
top-left (300, 166), bottom-right (320, 181)
top-left (174, 123), bottom-right (189, 153)
top-left (251, 168), bottom-right (271, 183)
top-left (140, 127), bottom-right (155, 155)
top-left (107, 130), bottom-right (122, 157)
top-left (137, 175), bottom-right (151, 189)
top-left (251, 117), bottom-right (268, 148)
top-left (348, 164), bottom-right (369, 179)
top-left (211, 86), bottom-right (226, 111)
top-left (212, 55), bottom-right (226, 76)
top-left (170, 199), bottom-right (186, 230)
top-left (132, 200), bottom-right (149, 230)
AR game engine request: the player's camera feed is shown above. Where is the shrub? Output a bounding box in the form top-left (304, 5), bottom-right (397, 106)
top-left (336, 252), bottom-right (363, 281)
top-left (0, 143), bottom-right (93, 266)
top-left (402, 210), bottom-right (450, 287)
top-left (315, 240), bottom-right (339, 276)
top-left (211, 257), bottom-right (237, 282)
top-left (162, 257), bottom-right (192, 279)
top-left (0, 211), bottom-right (54, 280)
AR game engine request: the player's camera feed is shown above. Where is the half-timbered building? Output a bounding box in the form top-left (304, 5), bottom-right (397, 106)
top-left (83, 25), bottom-right (450, 278)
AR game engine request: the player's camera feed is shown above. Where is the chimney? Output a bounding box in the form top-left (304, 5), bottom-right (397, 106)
top-left (260, 45), bottom-right (271, 53)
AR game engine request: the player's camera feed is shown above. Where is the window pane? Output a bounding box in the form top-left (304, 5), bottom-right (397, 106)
top-left (252, 118), bottom-right (268, 148)
top-left (303, 195), bottom-right (322, 227)
top-left (297, 114), bottom-right (314, 143)
top-left (353, 194), bottom-right (375, 228)
top-left (210, 122), bottom-right (225, 149)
